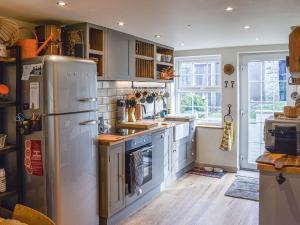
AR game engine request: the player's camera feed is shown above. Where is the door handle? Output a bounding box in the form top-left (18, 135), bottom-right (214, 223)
top-left (79, 120), bottom-right (98, 125)
top-left (78, 97), bottom-right (97, 102)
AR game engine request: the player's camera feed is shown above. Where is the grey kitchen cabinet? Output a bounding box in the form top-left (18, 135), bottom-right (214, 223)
top-left (163, 128), bottom-right (172, 181)
top-left (177, 137), bottom-right (189, 171)
top-left (99, 143), bottom-right (125, 218)
top-left (106, 29), bottom-right (135, 80)
top-left (152, 130), bottom-right (166, 185)
top-left (63, 22), bottom-right (107, 78)
top-left (172, 121), bottom-right (196, 174)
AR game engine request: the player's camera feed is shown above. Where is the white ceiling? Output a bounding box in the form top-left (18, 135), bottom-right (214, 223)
top-left (1, 0), bottom-right (299, 50)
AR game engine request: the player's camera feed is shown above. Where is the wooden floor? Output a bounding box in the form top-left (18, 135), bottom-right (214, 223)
top-left (118, 173), bottom-right (258, 225)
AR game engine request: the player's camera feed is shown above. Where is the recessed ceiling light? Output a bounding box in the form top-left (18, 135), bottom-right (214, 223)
top-left (225, 6), bottom-right (233, 11)
top-left (57, 1), bottom-right (67, 6)
top-left (244, 25), bottom-right (250, 30)
top-left (117, 21), bottom-right (125, 26)
top-left (180, 43), bottom-right (185, 46)
top-left (154, 34), bottom-right (161, 38)
top-left (255, 37), bottom-right (259, 41)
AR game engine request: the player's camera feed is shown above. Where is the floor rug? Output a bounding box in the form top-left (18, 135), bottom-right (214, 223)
top-left (225, 176), bottom-right (259, 201)
top-left (188, 167), bottom-right (227, 179)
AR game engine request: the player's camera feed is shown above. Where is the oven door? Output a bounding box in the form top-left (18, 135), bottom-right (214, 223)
top-left (141, 145), bottom-right (153, 184)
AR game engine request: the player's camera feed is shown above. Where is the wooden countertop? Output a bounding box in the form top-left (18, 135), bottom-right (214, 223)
top-left (256, 151), bottom-right (300, 175)
top-left (98, 123), bottom-right (175, 146)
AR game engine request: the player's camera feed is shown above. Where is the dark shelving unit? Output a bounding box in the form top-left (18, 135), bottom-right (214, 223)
top-left (0, 46), bottom-right (23, 214)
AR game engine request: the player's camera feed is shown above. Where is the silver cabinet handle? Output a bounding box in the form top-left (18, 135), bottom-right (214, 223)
top-left (80, 120), bottom-right (98, 125)
top-left (78, 97), bottom-right (97, 102)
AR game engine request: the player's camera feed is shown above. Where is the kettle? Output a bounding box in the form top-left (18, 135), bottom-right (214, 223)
top-left (17, 28), bottom-right (54, 59)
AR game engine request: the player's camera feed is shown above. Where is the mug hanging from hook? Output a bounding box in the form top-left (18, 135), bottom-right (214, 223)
top-left (224, 104), bottom-right (233, 122)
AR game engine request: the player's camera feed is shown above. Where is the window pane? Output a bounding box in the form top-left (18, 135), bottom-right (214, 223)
top-left (179, 93), bottom-right (193, 106)
top-left (248, 61), bottom-right (262, 81)
top-left (194, 64), bottom-right (206, 74)
top-left (180, 75), bottom-right (193, 87)
top-left (195, 75), bottom-right (206, 87)
top-left (179, 62), bottom-right (193, 75)
top-left (175, 56), bottom-right (222, 124)
top-left (249, 82), bottom-right (261, 102)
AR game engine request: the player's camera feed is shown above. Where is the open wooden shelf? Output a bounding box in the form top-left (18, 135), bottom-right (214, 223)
top-left (89, 28), bottom-right (103, 52)
top-left (0, 100), bottom-right (15, 108)
top-left (0, 57), bottom-right (15, 63)
top-left (136, 58), bottom-right (154, 79)
top-left (0, 145), bottom-right (16, 155)
top-left (135, 55), bottom-right (154, 61)
top-left (135, 41), bottom-right (155, 79)
top-left (89, 49), bottom-right (104, 55)
top-left (156, 61), bottom-right (173, 67)
top-left (89, 53), bottom-right (103, 77)
top-left (0, 189), bottom-right (17, 201)
top-left (136, 41), bottom-right (154, 58)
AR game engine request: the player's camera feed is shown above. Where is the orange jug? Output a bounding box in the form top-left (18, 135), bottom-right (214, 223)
top-left (17, 28), bottom-right (54, 59)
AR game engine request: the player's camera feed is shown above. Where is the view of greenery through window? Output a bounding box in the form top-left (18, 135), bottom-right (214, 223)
top-left (175, 56), bottom-right (222, 124)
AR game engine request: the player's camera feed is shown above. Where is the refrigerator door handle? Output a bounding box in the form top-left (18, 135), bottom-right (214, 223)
top-left (79, 120), bottom-right (98, 125)
top-left (78, 97), bottom-right (97, 102)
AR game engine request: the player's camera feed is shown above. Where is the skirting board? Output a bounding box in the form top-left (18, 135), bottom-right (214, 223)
top-left (195, 162), bottom-right (238, 173)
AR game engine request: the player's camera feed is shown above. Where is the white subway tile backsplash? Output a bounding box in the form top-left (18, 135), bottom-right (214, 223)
top-left (97, 89), bottom-right (108, 97)
top-left (107, 104), bottom-right (117, 112)
top-left (97, 98), bottom-right (103, 105)
top-left (98, 105), bottom-right (107, 113)
top-left (107, 89), bottom-right (117, 96)
top-left (102, 97), bottom-right (109, 104)
top-left (97, 81), bottom-right (103, 89)
top-left (103, 81), bottom-right (111, 89)
top-left (97, 81), bottom-right (167, 129)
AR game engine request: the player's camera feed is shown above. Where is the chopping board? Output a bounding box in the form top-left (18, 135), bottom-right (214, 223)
top-left (116, 121), bottom-right (159, 129)
top-left (256, 151), bottom-right (300, 169)
top-left (98, 135), bottom-right (124, 144)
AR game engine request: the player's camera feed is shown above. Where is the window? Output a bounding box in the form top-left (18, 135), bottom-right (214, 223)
top-left (175, 55), bottom-right (222, 124)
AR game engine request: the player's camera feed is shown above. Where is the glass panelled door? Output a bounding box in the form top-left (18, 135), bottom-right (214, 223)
top-left (240, 52), bottom-right (290, 170)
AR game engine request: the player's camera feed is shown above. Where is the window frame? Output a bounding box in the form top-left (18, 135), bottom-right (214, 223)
top-left (175, 55), bottom-right (222, 125)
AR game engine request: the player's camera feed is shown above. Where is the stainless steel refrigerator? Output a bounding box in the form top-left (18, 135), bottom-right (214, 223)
top-left (20, 56), bottom-right (99, 225)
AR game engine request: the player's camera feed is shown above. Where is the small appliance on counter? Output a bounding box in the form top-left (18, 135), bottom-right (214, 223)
top-left (264, 118), bottom-right (300, 155)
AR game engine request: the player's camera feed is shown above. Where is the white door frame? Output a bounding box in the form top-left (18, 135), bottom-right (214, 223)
top-left (239, 52), bottom-right (288, 170)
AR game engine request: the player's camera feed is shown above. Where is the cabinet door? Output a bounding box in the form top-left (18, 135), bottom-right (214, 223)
top-left (107, 29), bottom-right (134, 80)
top-left (163, 128), bottom-right (171, 180)
top-left (152, 131), bottom-right (165, 185)
top-left (177, 138), bottom-right (189, 171)
top-left (109, 144), bottom-right (125, 215)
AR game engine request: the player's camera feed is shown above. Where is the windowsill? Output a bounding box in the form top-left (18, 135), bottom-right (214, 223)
top-left (196, 124), bottom-right (223, 129)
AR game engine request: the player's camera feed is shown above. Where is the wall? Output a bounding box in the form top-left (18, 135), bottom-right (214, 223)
top-left (175, 44), bottom-right (288, 171)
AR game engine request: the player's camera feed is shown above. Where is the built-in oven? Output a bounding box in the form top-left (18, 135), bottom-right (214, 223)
top-left (125, 134), bottom-right (153, 196)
